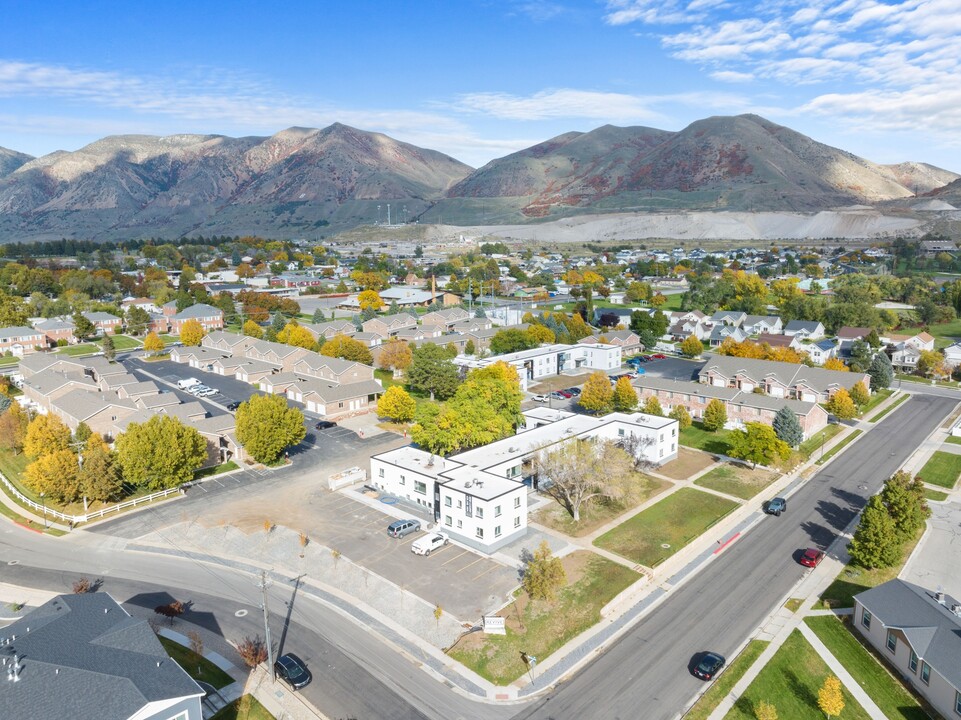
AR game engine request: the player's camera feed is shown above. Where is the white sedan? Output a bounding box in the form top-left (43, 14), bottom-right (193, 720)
top-left (411, 532), bottom-right (450, 556)
top-left (532, 394), bottom-right (549, 403)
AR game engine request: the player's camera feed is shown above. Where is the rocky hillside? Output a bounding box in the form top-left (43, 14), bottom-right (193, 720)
top-left (0, 147), bottom-right (32, 179)
top-left (0, 125), bottom-right (472, 241)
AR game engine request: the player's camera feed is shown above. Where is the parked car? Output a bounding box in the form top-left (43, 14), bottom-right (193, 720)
top-left (693, 652), bottom-right (726, 680)
top-left (765, 497), bottom-right (787, 516)
top-left (225, 401), bottom-right (241, 411)
top-left (177, 378), bottom-right (201, 390)
top-left (197, 387), bottom-right (218, 397)
top-left (634, 367), bottom-right (646, 375)
top-left (565, 387), bottom-right (581, 396)
top-left (532, 394), bottom-right (549, 403)
top-left (651, 353), bottom-right (667, 359)
top-left (411, 531), bottom-right (449, 556)
top-left (274, 653), bottom-right (312, 690)
top-left (799, 548), bottom-right (825, 568)
top-left (557, 389), bottom-right (573, 399)
top-left (550, 391), bottom-right (567, 400)
top-left (315, 420), bottom-right (336, 430)
top-left (387, 519), bottom-right (421, 538)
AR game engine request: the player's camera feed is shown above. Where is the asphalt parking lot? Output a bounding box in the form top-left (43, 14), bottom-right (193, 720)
top-left (636, 355), bottom-right (705, 381)
top-left (122, 356), bottom-right (258, 413)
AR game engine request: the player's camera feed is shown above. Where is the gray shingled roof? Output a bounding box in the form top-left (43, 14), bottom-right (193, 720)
top-left (0, 325), bottom-right (43, 340)
top-left (23, 369), bottom-right (96, 398)
top-left (698, 355), bottom-right (867, 394)
top-left (856, 580), bottom-right (961, 690)
top-left (0, 592), bottom-right (202, 720)
top-left (632, 376), bottom-right (819, 416)
top-left (301, 378), bottom-right (383, 403)
top-left (51, 388), bottom-right (136, 422)
top-left (171, 303), bottom-right (223, 320)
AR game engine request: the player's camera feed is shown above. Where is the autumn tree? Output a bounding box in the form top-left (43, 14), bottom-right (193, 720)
top-left (377, 386), bottom-right (415, 422)
top-left (817, 675), bottom-right (845, 718)
top-left (24, 449), bottom-right (81, 502)
top-left (918, 349), bottom-right (949, 379)
top-left (680, 334), bottom-right (703, 358)
top-left (826, 388), bottom-right (857, 421)
top-left (236, 393), bottom-right (307, 464)
top-left (522, 540), bottom-right (567, 601)
top-left (0, 401), bottom-right (30, 454)
top-left (116, 415), bottom-right (207, 490)
top-left (728, 423), bottom-right (791, 468)
top-left (772, 406), bottom-right (803, 448)
top-left (848, 381), bottom-right (869, 407)
top-left (377, 339), bottom-right (413, 373)
top-left (143, 331), bottom-right (165, 353)
top-left (407, 343), bottom-right (460, 400)
top-left (179, 318), bottom-right (205, 346)
top-left (357, 290), bottom-right (384, 311)
top-left (822, 357), bottom-right (848, 372)
top-left (242, 319), bottom-right (264, 338)
top-left (319, 334), bottom-right (373, 365)
top-left (669, 404), bottom-right (692, 430)
top-left (848, 495), bottom-right (901, 568)
top-left (24, 414), bottom-right (71, 460)
top-left (276, 321), bottom-right (316, 350)
top-left (77, 433), bottom-right (122, 502)
top-left (536, 438), bottom-right (638, 522)
top-left (526, 324), bottom-right (555, 345)
top-left (579, 371), bottom-right (614, 415)
top-left (754, 701), bottom-right (778, 720)
top-left (612, 376), bottom-right (638, 412)
top-left (702, 398), bottom-right (728, 431)
top-left (641, 396), bottom-right (664, 417)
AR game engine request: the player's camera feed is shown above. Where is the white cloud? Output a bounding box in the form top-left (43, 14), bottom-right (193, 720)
top-left (454, 89), bottom-right (664, 121)
top-left (710, 70), bottom-right (755, 83)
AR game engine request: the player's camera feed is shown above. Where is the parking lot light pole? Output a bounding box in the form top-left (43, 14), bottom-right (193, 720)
top-left (258, 571), bottom-right (276, 681)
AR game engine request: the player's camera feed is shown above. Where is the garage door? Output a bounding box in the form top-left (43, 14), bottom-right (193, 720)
top-left (712, 378), bottom-right (725, 387)
top-left (801, 392), bottom-right (816, 402)
top-left (770, 387), bottom-right (784, 398)
top-left (740, 382), bottom-right (755, 392)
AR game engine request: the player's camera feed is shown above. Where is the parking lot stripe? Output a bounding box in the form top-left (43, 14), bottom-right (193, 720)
top-left (457, 557), bottom-right (484, 573)
top-left (472, 567), bottom-right (495, 581)
top-left (440, 549), bottom-right (467, 566)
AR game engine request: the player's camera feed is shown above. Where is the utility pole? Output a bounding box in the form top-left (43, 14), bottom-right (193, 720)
top-left (258, 571), bottom-right (275, 681)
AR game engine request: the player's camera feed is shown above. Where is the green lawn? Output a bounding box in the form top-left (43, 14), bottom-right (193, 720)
top-left (924, 488), bottom-right (949, 502)
top-left (449, 553), bottom-right (639, 684)
top-left (0, 355), bottom-right (19, 366)
top-left (595, 488), bottom-right (739, 566)
top-left (56, 343), bottom-right (98, 356)
top-left (695, 463), bottom-right (778, 500)
top-left (157, 635), bottom-right (234, 689)
top-left (869, 394), bottom-right (909, 423)
top-left (680, 423), bottom-right (734, 455)
top-left (194, 461), bottom-right (240, 480)
top-left (685, 640), bottom-right (769, 720)
top-left (724, 629), bottom-right (871, 720)
top-left (159, 334), bottom-right (181, 346)
top-left (104, 334), bottom-right (142, 350)
top-left (917, 451), bottom-right (961, 489)
top-left (817, 430), bottom-right (862, 465)
top-left (945, 435), bottom-right (961, 445)
top-left (858, 388), bottom-right (892, 416)
top-left (818, 531), bottom-right (923, 609)
top-left (209, 696), bottom-right (275, 720)
top-left (798, 424), bottom-right (844, 459)
top-left (805, 616), bottom-right (927, 720)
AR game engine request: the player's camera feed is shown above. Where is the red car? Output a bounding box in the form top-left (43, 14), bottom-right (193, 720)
top-left (651, 353), bottom-right (667, 359)
top-left (799, 548), bottom-right (825, 568)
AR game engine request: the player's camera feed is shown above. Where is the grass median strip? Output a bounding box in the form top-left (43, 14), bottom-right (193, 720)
top-left (157, 635), bottom-right (234, 689)
top-left (685, 639), bottom-right (768, 720)
top-left (816, 429), bottom-right (862, 465)
top-left (723, 629), bottom-right (871, 720)
top-left (805, 615), bottom-right (927, 720)
top-left (594, 487), bottom-right (739, 566)
top-left (923, 487), bottom-right (949, 502)
top-left (209, 696), bottom-right (274, 720)
top-left (869, 394), bottom-right (909, 423)
top-left (917, 451), bottom-right (961, 489)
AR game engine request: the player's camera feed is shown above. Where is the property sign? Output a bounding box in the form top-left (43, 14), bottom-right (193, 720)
top-left (482, 615), bottom-right (506, 635)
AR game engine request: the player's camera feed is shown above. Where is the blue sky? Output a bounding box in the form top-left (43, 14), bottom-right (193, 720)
top-left (1, 0), bottom-right (959, 171)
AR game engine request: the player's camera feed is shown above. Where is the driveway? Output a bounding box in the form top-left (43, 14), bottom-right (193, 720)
top-left (122, 356), bottom-right (258, 413)
top-left (901, 500), bottom-right (961, 599)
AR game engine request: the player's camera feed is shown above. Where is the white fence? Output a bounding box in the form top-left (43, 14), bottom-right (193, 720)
top-left (328, 466), bottom-right (366, 491)
top-left (0, 470), bottom-right (184, 526)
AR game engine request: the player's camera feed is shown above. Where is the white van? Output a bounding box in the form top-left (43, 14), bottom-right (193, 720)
top-left (177, 378), bottom-right (201, 390)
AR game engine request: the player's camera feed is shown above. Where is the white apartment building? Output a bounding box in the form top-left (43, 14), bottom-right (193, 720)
top-left (370, 408), bottom-right (678, 552)
top-left (454, 343), bottom-right (622, 390)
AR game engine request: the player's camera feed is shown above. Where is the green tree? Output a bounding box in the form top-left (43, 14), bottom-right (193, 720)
top-left (143, 331), bottom-right (165, 353)
top-left (101, 334), bottom-right (116, 361)
top-left (728, 422), bottom-right (790, 468)
top-left (848, 340), bottom-right (873, 373)
top-left (772, 406), bottom-right (803, 448)
top-left (72, 311), bottom-right (96, 342)
top-left (311, 307), bottom-right (326, 323)
top-left (126, 306), bottom-right (150, 335)
top-left (848, 381), bottom-right (869, 407)
top-left (24, 448), bottom-right (81, 502)
top-left (73, 421), bottom-right (92, 446)
top-left (579, 371), bottom-right (614, 415)
top-left (242, 319), bottom-right (264, 338)
top-left (115, 415), bottom-right (208, 490)
top-left (536, 438), bottom-right (637, 522)
top-left (410, 403), bottom-right (462, 456)
top-left (817, 675), bottom-right (845, 718)
top-left (669, 404), bottom-right (692, 430)
top-left (641, 395), bottom-right (663, 416)
top-left (826, 388), bottom-right (857, 421)
top-left (867, 352), bottom-right (894, 390)
top-left (489, 328), bottom-right (537, 354)
top-left (270, 311), bottom-right (287, 334)
top-left (522, 540), bottom-right (567, 601)
top-left (377, 386), bottom-right (416, 422)
top-left (680, 334), bottom-right (703, 358)
top-left (612, 376), bottom-right (638, 412)
top-left (407, 343), bottom-right (460, 400)
top-left (179, 318), bottom-right (205, 347)
top-left (235, 394), bottom-right (307, 464)
top-left (24, 414), bottom-right (71, 460)
top-left (319, 334), bottom-right (374, 365)
top-left (864, 328), bottom-right (881, 348)
top-left (464, 339), bottom-right (476, 356)
top-left (447, 362), bottom-right (523, 448)
top-left (848, 495), bottom-right (902, 568)
top-left (702, 398), bottom-right (728, 431)
top-left (78, 433), bottom-right (122, 502)
top-left (880, 471), bottom-right (929, 542)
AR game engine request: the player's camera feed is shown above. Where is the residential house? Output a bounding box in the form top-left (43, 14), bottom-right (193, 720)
top-left (853, 580), bottom-right (961, 720)
top-left (698, 355), bottom-right (869, 402)
top-left (709, 325), bottom-right (750, 347)
top-left (82, 311), bottom-right (123, 336)
top-left (454, 343), bottom-right (622, 390)
top-left (806, 339), bottom-right (838, 366)
top-left (303, 319), bottom-right (356, 341)
top-left (783, 320), bottom-right (826, 340)
top-left (450, 318), bottom-right (493, 334)
top-left (0, 592), bottom-right (204, 720)
top-left (21, 369), bottom-right (99, 412)
top-left (370, 409), bottom-right (677, 552)
top-left (0, 325), bottom-right (46, 355)
top-left (944, 341), bottom-right (961, 368)
top-left (168, 303), bottom-right (225, 334)
top-left (287, 378), bottom-right (384, 419)
top-left (741, 315), bottom-right (783, 335)
top-left (48, 388), bottom-right (139, 440)
top-left (836, 326), bottom-right (873, 348)
top-left (362, 313), bottom-right (418, 338)
top-left (578, 329), bottom-right (642, 355)
top-left (33, 317), bottom-right (76, 346)
top-left (710, 310), bottom-right (746, 327)
top-left (121, 297), bottom-right (162, 314)
top-left (887, 342), bottom-right (921, 371)
top-left (756, 333), bottom-right (804, 351)
top-left (421, 308), bottom-right (471, 331)
top-left (393, 325), bottom-right (443, 344)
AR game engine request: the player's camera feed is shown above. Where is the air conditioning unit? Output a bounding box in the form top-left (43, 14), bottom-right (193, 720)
top-left (936, 591), bottom-right (945, 603)
top-left (952, 603), bottom-right (961, 616)
top-left (465, 481), bottom-right (473, 488)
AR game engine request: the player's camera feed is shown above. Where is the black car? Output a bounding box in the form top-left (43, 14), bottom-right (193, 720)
top-left (225, 401), bottom-right (241, 411)
top-left (566, 387), bottom-right (581, 397)
top-left (693, 651), bottom-right (726, 680)
top-left (274, 652), bottom-right (312, 690)
top-left (315, 420), bottom-right (336, 430)
top-left (765, 497), bottom-right (787, 516)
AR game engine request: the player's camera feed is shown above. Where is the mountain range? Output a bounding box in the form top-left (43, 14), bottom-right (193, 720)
top-left (0, 114), bottom-right (956, 242)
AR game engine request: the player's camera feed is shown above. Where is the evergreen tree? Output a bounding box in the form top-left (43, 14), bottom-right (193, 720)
top-left (270, 312), bottom-right (287, 334)
top-left (101, 334), bottom-right (116, 361)
top-left (848, 495), bottom-right (902, 568)
top-left (312, 307), bottom-right (326, 324)
top-left (772, 406), bottom-right (803, 448)
top-left (867, 352), bottom-right (894, 390)
top-left (880, 471), bottom-right (929, 542)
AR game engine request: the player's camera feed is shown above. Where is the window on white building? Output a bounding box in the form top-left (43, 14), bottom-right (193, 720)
top-left (378, 468), bottom-right (384, 478)
top-left (457, 519), bottom-right (463, 529)
top-left (861, 608), bottom-right (871, 629)
top-left (399, 475), bottom-right (405, 485)
top-left (618, 428), bottom-right (625, 437)
top-left (909, 650), bottom-right (918, 673)
top-left (495, 526), bottom-right (502, 537)
top-left (920, 661), bottom-right (931, 685)
top-left (495, 505), bottom-right (501, 517)
top-left (414, 481), bottom-right (426, 495)
top-left (476, 507), bottom-right (484, 519)
top-left (457, 500), bottom-right (462, 509)
top-left (167, 713), bottom-right (189, 720)
top-left (514, 517), bottom-right (521, 528)
top-left (445, 496), bottom-right (452, 507)
top-left (476, 527), bottom-right (484, 539)
top-left (514, 497), bottom-right (521, 509)
top-left (445, 516), bottom-right (452, 526)
top-left (886, 630), bottom-right (897, 653)
top-left (660, 448), bottom-right (664, 457)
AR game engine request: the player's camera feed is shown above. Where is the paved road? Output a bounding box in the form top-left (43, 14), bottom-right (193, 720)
top-left (511, 393), bottom-right (958, 720)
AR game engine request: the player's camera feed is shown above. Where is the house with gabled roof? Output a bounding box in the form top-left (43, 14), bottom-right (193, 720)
top-left (362, 313), bottom-right (418, 338)
top-left (854, 580), bottom-right (961, 720)
top-left (303, 319), bottom-right (356, 341)
top-left (48, 388), bottom-right (138, 439)
top-left (0, 592), bottom-right (204, 720)
top-left (807, 339), bottom-right (838, 366)
top-left (21, 370), bottom-right (99, 412)
top-left (709, 325), bottom-right (750, 347)
top-left (742, 315), bottom-right (783, 335)
top-left (756, 333), bottom-right (803, 351)
top-left (710, 310), bottom-right (746, 327)
top-left (698, 355), bottom-right (868, 402)
top-left (168, 303), bottom-right (224, 333)
top-left (82, 311), bottom-right (123, 336)
top-left (0, 325), bottom-right (46, 355)
top-left (783, 320), bottom-right (826, 340)
top-left (578, 329), bottom-right (642, 355)
top-left (288, 378), bottom-right (384, 419)
top-left (421, 307), bottom-right (470, 330)
top-left (34, 317), bottom-right (77, 345)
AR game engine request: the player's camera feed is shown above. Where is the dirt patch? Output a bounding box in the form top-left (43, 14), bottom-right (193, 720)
top-left (657, 447), bottom-right (716, 480)
top-left (695, 463), bottom-right (779, 500)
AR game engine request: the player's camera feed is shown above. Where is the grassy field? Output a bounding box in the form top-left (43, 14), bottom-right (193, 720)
top-left (805, 616), bottom-right (927, 720)
top-left (917, 451), bottom-right (961, 489)
top-left (679, 423), bottom-right (734, 456)
top-left (194, 461), bottom-right (240, 480)
top-left (595, 488), bottom-right (739, 566)
top-left (157, 635), bottom-right (234, 689)
top-left (694, 463), bottom-right (778, 500)
top-left (56, 343), bottom-right (98, 356)
top-left (532, 475), bottom-right (672, 537)
top-left (924, 488), bottom-right (949, 502)
top-left (857, 388), bottom-right (892, 416)
top-left (798, 424), bottom-right (844, 459)
top-left (209, 696), bottom-right (275, 720)
top-left (724, 629), bottom-right (871, 720)
top-left (945, 435), bottom-right (961, 445)
top-left (869, 394), bottom-right (909, 423)
top-left (105, 334), bottom-right (142, 350)
top-left (818, 532), bottom-right (923, 609)
top-left (817, 430), bottom-right (862, 465)
top-left (448, 553), bottom-right (639, 684)
top-left (0, 355), bottom-right (19, 366)
top-left (685, 640), bottom-right (769, 720)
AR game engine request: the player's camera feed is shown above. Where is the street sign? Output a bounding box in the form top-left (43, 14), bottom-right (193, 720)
top-left (483, 615), bottom-right (506, 635)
